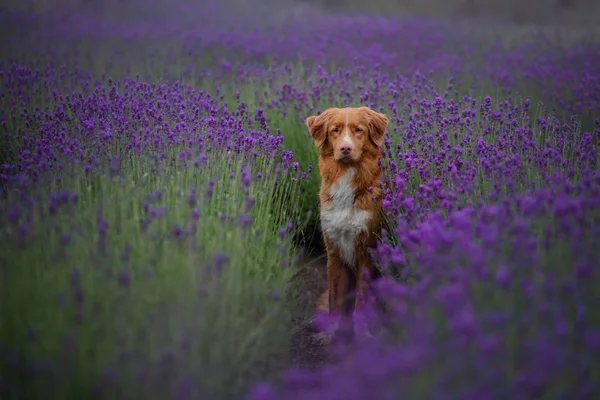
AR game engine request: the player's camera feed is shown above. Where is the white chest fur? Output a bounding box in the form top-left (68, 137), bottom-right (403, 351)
top-left (321, 168), bottom-right (371, 268)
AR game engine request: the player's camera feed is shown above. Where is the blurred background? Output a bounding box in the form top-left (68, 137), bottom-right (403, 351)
top-left (301, 0), bottom-right (600, 25)
top-left (6, 0), bottom-right (600, 26)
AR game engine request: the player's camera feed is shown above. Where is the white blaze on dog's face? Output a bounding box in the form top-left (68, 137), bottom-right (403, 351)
top-left (305, 107), bottom-right (388, 163)
top-left (329, 108), bottom-right (369, 162)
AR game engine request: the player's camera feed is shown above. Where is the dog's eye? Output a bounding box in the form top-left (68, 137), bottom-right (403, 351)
top-left (331, 127), bottom-right (339, 133)
top-left (355, 127), bottom-right (363, 133)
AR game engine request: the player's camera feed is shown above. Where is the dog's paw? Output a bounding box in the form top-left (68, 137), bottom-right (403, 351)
top-left (312, 316), bottom-right (338, 346)
top-left (315, 290), bottom-right (329, 314)
top-left (355, 317), bottom-right (376, 342)
top-left (313, 330), bottom-right (334, 346)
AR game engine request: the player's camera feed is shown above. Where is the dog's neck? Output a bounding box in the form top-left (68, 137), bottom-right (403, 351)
top-left (318, 152), bottom-right (382, 192)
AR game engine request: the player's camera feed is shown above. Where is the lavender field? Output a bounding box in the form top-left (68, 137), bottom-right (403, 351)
top-left (1, 1), bottom-right (599, 399)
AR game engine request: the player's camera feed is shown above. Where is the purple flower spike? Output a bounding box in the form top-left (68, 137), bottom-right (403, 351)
top-left (118, 271), bottom-right (131, 287)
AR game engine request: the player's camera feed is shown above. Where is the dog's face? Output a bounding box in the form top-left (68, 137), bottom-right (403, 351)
top-left (306, 107), bottom-right (389, 163)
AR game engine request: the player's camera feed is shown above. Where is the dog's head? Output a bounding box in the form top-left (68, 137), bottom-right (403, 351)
top-left (305, 107), bottom-right (388, 163)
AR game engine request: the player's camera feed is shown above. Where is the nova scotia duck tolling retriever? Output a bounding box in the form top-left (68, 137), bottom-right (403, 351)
top-left (305, 106), bottom-right (389, 342)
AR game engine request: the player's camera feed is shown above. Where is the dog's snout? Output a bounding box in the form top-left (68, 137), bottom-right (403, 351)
top-left (340, 144), bottom-right (352, 155)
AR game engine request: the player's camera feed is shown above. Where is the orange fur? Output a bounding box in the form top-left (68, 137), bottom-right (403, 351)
top-left (306, 106), bottom-right (389, 339)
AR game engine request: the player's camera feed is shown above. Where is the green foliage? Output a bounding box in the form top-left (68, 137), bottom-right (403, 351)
top-left (1, 150), bottom-right (303, 399)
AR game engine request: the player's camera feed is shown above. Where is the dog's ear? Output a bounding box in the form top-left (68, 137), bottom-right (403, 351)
top-left (363, 108), bottom-right (389, 147)
top-left (306, 109), bottom-right (334, 148)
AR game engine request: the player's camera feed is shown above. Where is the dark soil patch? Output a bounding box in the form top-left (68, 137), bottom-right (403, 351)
top-left (289, 245), bottom-right (329, 370)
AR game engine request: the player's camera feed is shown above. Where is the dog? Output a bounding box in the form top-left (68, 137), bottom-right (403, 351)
top-left (306, 106), bottom-right (389, 341)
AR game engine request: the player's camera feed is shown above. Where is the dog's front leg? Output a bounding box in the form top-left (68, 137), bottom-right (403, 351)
top-left (354, 241), bottom-right (382, 340)
top-left (327, 253), bottom-right (356, 314)
top-left (354, 236), bottom-right (381, 306)
top-left (325, 245), bottom-right (356, 340)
